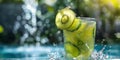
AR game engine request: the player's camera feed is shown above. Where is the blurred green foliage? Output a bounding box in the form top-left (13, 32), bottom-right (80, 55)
top-left (0, 25), bottom-right (4, 33)
top-left (0, 0), bottom-right (23, 3)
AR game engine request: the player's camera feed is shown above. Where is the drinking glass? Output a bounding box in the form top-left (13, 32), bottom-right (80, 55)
top-left (63, 17), bottom-right (96, 60)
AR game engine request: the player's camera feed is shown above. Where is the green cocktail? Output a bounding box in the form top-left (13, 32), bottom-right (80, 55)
top-left (55, 7), bottom-right (96, 60)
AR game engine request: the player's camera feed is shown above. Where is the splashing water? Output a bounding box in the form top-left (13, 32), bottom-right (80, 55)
top-left (47, 44), bottom-right (120, 60)
top-left (91, 44), bottom-right (120, 60)
top-left (90, 45), bottom-right (109, 60)
top-left (20, 0), bottom-right (38, 44)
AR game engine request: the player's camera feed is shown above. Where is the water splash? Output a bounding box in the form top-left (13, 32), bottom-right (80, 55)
top-left (90, 45), bottom-right (109, 60)
top-left (13, 0), bottom-right (38, 45)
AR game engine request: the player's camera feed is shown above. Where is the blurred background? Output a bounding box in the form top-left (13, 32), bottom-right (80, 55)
top-left (0, 0), bottom-right (120, 46)
top-left (0, 0), bottom-right (120, 59)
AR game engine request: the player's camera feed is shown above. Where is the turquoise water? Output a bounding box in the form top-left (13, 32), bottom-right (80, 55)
top-left (0, 44), bottom-right (120, 60)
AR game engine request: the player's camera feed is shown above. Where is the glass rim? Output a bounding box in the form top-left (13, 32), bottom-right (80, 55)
top-left (78, 17), bottom-right (96, 21)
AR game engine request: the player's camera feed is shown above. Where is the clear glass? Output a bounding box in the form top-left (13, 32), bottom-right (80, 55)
top-left (63, 17), bottom-right (96, 60)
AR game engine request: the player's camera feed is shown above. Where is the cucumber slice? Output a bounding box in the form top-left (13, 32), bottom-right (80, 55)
top-left (64, 42), bottom-right (80, 57)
